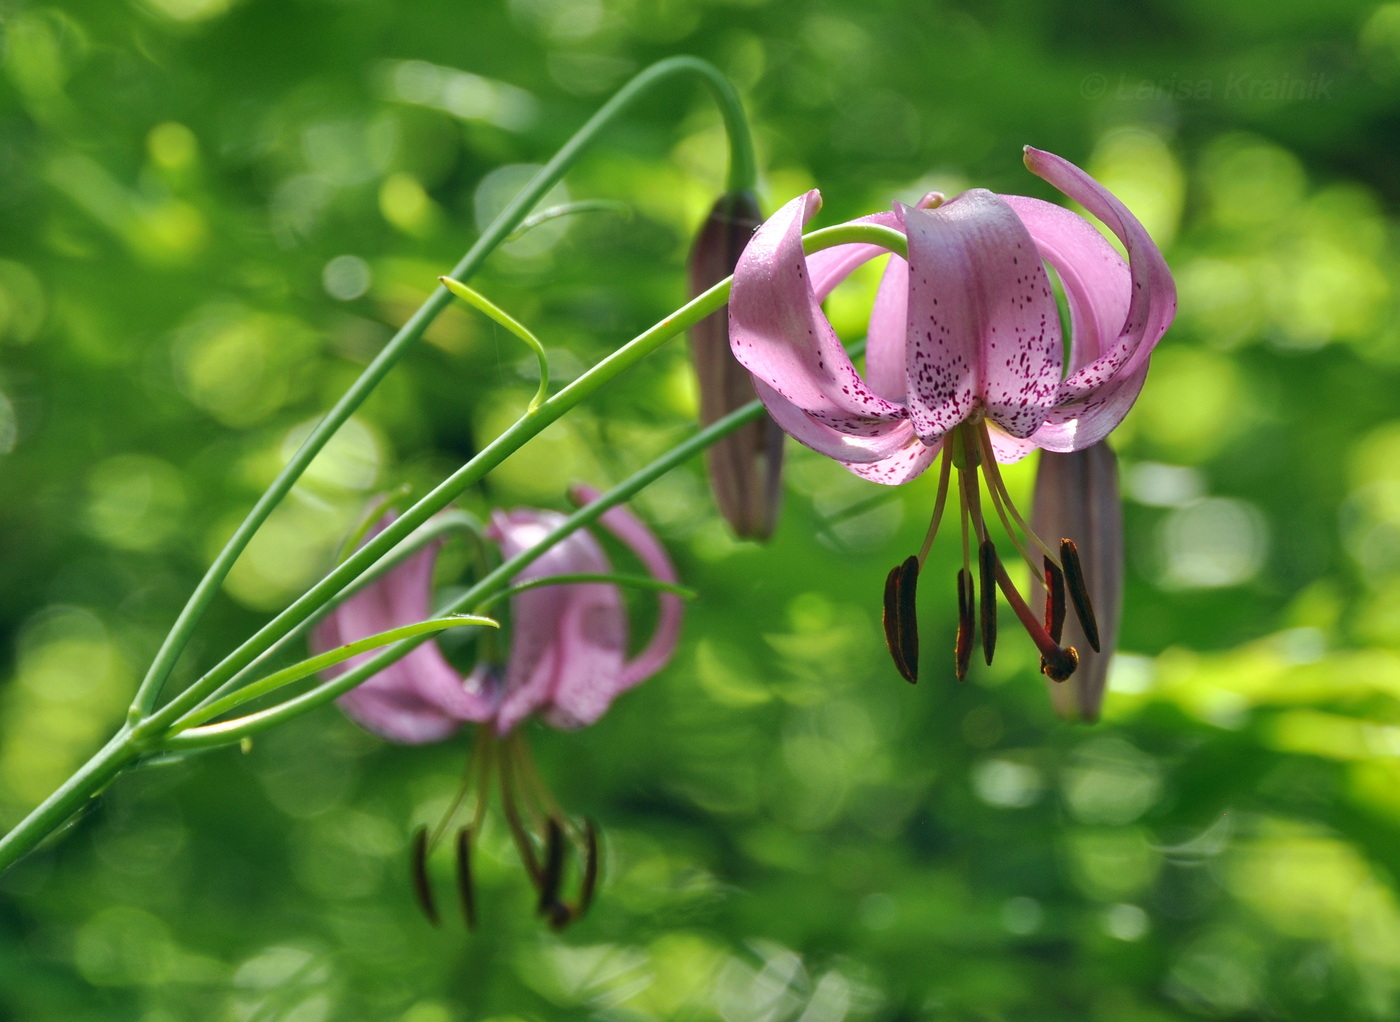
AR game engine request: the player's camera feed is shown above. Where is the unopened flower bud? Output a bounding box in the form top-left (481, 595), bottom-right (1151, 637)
top-left (688, 191), bottom-right (785, 540)
top-left (1030, 442), bottom-right (1123, 722)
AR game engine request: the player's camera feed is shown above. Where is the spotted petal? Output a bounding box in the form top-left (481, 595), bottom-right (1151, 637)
top-left (903, 190), bottom-right (1063, 446)
top-left (729, 191), bottom-right (906, 450)
top-left (1023, 147), bottom-right (1176, 411)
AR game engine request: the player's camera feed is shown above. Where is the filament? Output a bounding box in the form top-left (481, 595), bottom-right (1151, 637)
top-left (917, 445), bottom-right (955, 565)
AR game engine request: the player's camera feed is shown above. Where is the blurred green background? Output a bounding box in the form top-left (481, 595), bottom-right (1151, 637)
top-left (2, 0), bottom-right (1400, 1018)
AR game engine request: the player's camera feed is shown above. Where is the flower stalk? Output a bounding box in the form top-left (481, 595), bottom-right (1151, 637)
top-left (0, 56), bottom-right (768, 875)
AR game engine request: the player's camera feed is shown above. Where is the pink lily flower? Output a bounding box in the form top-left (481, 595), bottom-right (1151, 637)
top-left (728, 147), bottom-right (1174, 686)
top-left (313, 488), bottom-right (682, 927)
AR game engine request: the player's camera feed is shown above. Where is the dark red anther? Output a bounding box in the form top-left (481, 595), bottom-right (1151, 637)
top-left (537, 817), bottom-right (566, 920)
top-left (978, 541), bottom-right (998, 666)
top-left (881, 555), bottom-right (920, 683)
top-left (455, 827), bottom-right (477, 931)
top-left (411, 825), bottom-right (439, 927)
top-left (1043, 555), bottom-right (1066, 645)
top-left (577, 819), bottom-right (600, 918)
top-left (955, 569), bottom-right (974, 681)
top-left (1059, 539), bottom-right (1100, 652)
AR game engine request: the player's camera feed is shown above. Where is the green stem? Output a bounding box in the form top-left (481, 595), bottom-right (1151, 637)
top-left (178, 615), bottom-right (497, 730)
top-left (479, 573), bottom-right (698, 609)
top-left (0, 211), bottom-right (896, 872)
top-left (126, 55), bottom-right (758, 722)
top-left (135, 276), bottom-right (730, 745)
top-left (190, 511), bottom-right (482, 717)
top-left (151, 221), bottom-right (900, 739)
top-left (0, 730), bottom-right (140, 875)
top-left (164, 395), bottom-right (769, 751)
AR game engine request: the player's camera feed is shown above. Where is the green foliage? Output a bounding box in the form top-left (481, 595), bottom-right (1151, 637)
top-left (2, 0), bottom-right (1399, 1018)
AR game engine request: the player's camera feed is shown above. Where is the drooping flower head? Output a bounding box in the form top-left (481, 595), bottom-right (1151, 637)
top-left (728, 147), bottom-right (1174, 687)
top-left (314, 488), bottom-right (682, 927)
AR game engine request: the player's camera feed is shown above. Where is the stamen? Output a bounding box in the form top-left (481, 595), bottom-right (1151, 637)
top-left (957, 428), bottom-right (989, 544)
top-left (1043, 556), bottom-right (1066, 644)
top-left (975, 426), bottom-right (1042, 576)
top-left (882, 555), bottom-right (920, 683)
top-left (577, 819), bottom-right (600, 918)
top-left (1041, 644), bottom-right (1079, 683)
top-left (1059, 539), bottom-right (1101, 652)
top-left (978, 540), bottom-right (998, 665)
top-left (455, 827), bottom-right (477, 931)
top-left (916, 446), bottom-right (955, 564)
top-left (976, 422), bottom-right (1060, 567)
top-left (537, 817), bottom-right (566, 920)
top-left (954, 568), bottom-right (974, 681)
top-left (990, 557), bottom-right (1079, 682)
top-left (498, 752), bottom-right (542, 884)
top-left (411, 825), bottom-right (440, 927)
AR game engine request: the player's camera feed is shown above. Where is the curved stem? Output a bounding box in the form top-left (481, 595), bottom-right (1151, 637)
top-left (134, 276), bottom-right (728, 747)
top-left (162, 394), bottom-right (770, 752)
top-left (127, 55), bottom-right (758, 722)
top-left (0, 219), bottom-right (897, 873)
top-left (146, 220), bottom-right (898, 742)
top-left (188, 511), bottom-right (482, 717)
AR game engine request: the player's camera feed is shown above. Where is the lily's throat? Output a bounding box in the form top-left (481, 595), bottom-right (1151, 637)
top-left (881, 418), bottom-right (1099, 684)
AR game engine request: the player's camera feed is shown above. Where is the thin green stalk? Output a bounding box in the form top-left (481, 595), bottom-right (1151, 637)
top-left (135, 276), bottom-right (731, 743)
top-left (0, 730), bottom-right (139, 875)
top-left (0, 212), bottom-right (897, 873)
top-left (172, 331), bottom-right (873, 748)
top-left (164, 396), bottom-right (770, 751)
top-left (127, 55), bottom-right (758, 721)
top-left (151, 220), bottom-right (904, 738)
top-left (482, 574), bottom-right (697, 607)
top-left (190, 511), bottom-right (482, 716)
top-left (177, 615), bottom-right (496, 731)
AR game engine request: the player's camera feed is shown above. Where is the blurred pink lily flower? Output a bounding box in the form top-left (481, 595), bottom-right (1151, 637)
top-left (728, 147), bottom-right (1174, 687)
top-left (314, 487), bottom-right (682, 927)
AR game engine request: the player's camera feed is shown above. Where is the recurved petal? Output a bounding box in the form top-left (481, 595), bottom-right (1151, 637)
top-left (571, 485), bottom-right (683, 694)
top-left (487, 510), bottom-right (623, 735)
top-left (333, 670), bottom-right (466, 745)
top-left (533, 579), bottom-right (630, 731)
top-left (318, 518), bottom-right (493, 744)
top-left (865, 250), bottom-right (910, 403)
top-left (844, 437), bottom-right (941, 485)
top-left (863, 194), bottom-right (942, 403)
top-left (728, 191), bottom-right (904, 430)
top-left (753, 378), bottom-right (916, 466)
top-left (1000, 194), bottom-right (1130, 373)
top-left (1027, 358), bottom-right (1150, 453)
top-left (903, 191), bottom-right (1063, 445)
top-left (1029, 442), bottom-right (1123, 722)
top-left (1023, 147), bottom-right (1176, 405)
